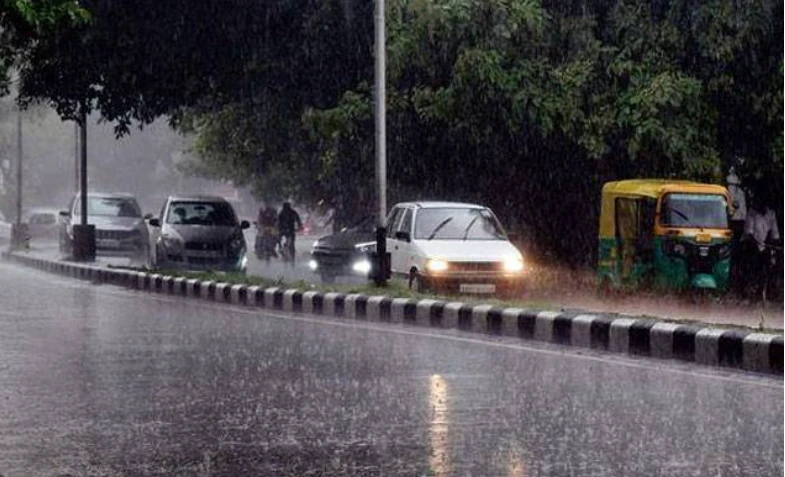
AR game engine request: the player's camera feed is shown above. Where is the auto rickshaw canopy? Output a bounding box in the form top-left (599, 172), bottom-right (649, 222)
top-left (599, 179), bottom-right (731, 238)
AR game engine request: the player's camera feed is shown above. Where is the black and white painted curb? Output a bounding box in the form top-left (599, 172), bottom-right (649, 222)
top-left (3, 252), bottom-right (783, 375)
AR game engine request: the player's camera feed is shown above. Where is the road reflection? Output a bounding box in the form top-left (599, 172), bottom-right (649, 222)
top-left (506, 449), bottom-right (527, 477)
top-left (428, 374), bottom-right (451, 476)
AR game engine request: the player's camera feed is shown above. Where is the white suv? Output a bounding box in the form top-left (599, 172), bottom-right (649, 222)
top-left (386, 202), bottom-right (525, 295)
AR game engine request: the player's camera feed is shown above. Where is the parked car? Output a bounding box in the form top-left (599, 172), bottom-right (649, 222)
top-left (0, 212), bottom-right (11, 244)
top-left (386, 201), bottom-right (526, 296)
top-left (149, 195), bottom-right (250, 273)
top-left (308, 216), bottom-right (377, 283)
top-left (59, 193), bottom-right (150, 259)
top-left (23, 208), bottom-right (60, 240)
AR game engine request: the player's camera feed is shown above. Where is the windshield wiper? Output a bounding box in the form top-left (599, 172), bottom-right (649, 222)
top-left (462, 214), bottom-right (480, 241)
top-left (668, 206), bottom-right (691, 225)
top-left (427, 217), bottom-right (453, 240)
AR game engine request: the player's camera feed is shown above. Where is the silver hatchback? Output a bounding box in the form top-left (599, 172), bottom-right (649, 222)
top-left (149, 196), bottom-right (250, 273)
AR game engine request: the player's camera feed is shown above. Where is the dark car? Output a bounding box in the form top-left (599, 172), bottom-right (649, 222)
top-left (23, 208), bottom-right (60, 240)
top-left (59, 193), bottom-right (150, 259)
top-left (308, 217), bottom-right (377, 283)
top-left (149, 195), bottom-right (250, 273)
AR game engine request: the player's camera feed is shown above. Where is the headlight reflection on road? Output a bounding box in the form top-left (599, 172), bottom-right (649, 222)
top-left (429, 374), bottom-right (450, 477)
top-left (507, 450), bottom-right (528, 477)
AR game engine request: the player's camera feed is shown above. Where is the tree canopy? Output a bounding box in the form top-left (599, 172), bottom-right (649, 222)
top-left (8, 0), bottom-right (783, 265)
top-left (0, 0), bottom-right (90, 92)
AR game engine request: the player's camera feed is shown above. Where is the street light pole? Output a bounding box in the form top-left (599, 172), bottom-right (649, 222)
top-left (372, 0), bottom-right (389, 285)
top-left (374, 0), bottom-right (387, 225)
top-left (72, 106), bottom-right (95, 261)
top-left (79, 110), bottom-right (87, 225)
top-left (15, 106), bottom-right (22, 230)
top-left (9, 104), bottom-right (26, 249)
top-left (74, 121), bottom-right (79, 192)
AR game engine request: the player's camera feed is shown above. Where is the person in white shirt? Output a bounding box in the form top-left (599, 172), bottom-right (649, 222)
top-left (741, 191), bottom-right (780, 300)
top-left (726, 166), bottom-right (747, 293)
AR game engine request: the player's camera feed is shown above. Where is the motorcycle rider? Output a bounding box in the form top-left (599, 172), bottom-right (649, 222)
top-left (278, 201), bottom-right (302, 261)
top-left (256, 202), bottom-right (279, 259)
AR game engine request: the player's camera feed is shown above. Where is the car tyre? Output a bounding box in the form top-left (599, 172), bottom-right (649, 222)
top-left (408, 270), bottom-right (427, 293)
top-left (134, 244), bottom-right (149, 268)
top-left (59, 233), bottom-right (72, 257)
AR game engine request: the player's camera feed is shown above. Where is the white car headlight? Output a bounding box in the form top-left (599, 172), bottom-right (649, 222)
top-left (308, 259), bottom-right (318, 271)
top-left (426, 259), bottom-right (449, 272)
top-left (503, 257), bottom-right (524, 272)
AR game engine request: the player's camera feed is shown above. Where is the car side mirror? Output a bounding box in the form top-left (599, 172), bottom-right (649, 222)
top-left (149, 218), bottom-right (161, 227)
top-left (59, 210), bottom-right (70, 217)
top-left (240, 220), bottom-right (250, 229)
top-left (144, 213), bottom-right (153, 220)
top-left (394, 231), bottom-right (411, 242)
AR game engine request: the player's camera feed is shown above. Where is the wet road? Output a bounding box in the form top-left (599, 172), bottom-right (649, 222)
top-left (0, 261), bottom-right (782, 476)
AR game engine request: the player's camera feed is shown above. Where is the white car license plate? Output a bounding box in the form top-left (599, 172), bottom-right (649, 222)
top-left (460, 283), bottom-right (496, 294)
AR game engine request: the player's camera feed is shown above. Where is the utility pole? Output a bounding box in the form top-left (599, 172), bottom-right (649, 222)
top-left (79, 110), bottom-right (87, 224)
top-left (72, 107), bottom-right (95, 261)
top-left (372, 0), bottom-right (389, 285)
top-left (375, 0), bottom-right (387, 225)
top-left (74, 122), bottom-right (79, 192)
top-left (15, 107), bottom-right (22, 228)
top-left (10, 105), bottom-right (25, 249)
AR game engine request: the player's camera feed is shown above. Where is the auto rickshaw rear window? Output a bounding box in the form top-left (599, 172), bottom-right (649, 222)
top-left (660, 193), bottom-right (728, 229)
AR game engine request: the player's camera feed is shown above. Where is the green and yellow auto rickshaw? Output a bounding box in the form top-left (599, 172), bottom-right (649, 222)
top-left (597, 179), bottom-right (733, 291)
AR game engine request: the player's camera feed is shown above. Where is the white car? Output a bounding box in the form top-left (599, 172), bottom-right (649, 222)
top-left (386, 201), bottom-right (526, 295)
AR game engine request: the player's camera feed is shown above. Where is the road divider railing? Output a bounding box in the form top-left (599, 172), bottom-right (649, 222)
top-left (3, 251), bottom-right (782, 375)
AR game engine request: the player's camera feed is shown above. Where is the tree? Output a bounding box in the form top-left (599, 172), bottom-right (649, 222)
top-left (13, 0), bottom-right (781, 266)
top-left (0, 0), bottom-right (90, 93)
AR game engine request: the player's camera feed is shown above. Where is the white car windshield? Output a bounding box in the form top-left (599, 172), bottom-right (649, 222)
top-left (414, 208), bottom-right (506, 240)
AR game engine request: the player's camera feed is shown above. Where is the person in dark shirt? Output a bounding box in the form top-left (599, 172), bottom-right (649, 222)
top-left (278, 202), bottom-right (302, 261)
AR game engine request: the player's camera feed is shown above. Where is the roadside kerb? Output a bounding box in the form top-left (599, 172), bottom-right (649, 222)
top-left (229, 284), bottom-right (247, 305)
top-left (2, 251), bottom-right (782, 375)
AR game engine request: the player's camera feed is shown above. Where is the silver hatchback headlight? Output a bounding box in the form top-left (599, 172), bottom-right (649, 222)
top-left (354, 241), bottom-right (376, 253)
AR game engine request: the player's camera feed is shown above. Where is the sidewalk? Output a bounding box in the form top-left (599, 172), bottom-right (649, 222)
top-left (523, 263), bottom-right (783, 332)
